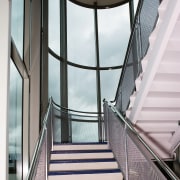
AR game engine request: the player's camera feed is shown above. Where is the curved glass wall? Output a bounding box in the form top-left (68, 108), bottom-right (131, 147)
top-left (9, 60), bottom-right (23, 180)
top-left (67, 1), bottom-right (96, 67)
top-left (49, 0), bottom-right (60, 55)
top-left (98, 3), bottom-right (130, 67)
top-left (101, 69), bottom-right (121, 103)
top-left (68, 66), bottom-right (97, 112)
top-left (48, 54), bottom-right (60, 104)
top-left (48, 0), bottom-right (132, 141)
top-left (11, 0), bottom-right (24, 58)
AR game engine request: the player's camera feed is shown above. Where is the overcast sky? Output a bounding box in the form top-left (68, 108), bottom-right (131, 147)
top-left (49, 0), bottom-right (134, 113)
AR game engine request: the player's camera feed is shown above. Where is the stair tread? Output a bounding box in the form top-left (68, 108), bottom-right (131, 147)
top-left (51, 149), bottom-right (112, 154)
top-left (48, 169), bottom-right (121, 176)
top-left (53, 142), bottom-right (107, 145)
top-left (50, 158), bottom-right (116, 164)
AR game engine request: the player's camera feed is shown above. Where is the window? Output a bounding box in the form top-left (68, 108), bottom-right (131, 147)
top-left (11, 0), bottom-right (24, 58)
top-left (9, 60), bottom-right (23, 180)
top-left (98, 4), bottom-right (130, 67)
top-left (67, 1), bottom-right (96, 66)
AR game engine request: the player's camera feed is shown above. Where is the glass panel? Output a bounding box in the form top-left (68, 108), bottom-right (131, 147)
top-left (48, 54), bottom-right (60, 104)
top-left (98, 3), bottom-right (130, 67)
top-left (101, 69), bottom-right (121, 104)
top-left (49, 0), bottom-right (60, 55)
top-left (11, 0), bottom-right (24, 58)
top-left (67, 1), bottom-right (96, 66)
top-left (72, 121), bottom-right (98, 142)
top-left (9, 60), bottom-right (23, 180)
top-left (68, 66), bottom-right (97, 112)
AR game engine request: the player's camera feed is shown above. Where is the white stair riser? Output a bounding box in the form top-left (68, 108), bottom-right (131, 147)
top-left (53, 144), bottom-right (109, 151)
top-left (130, 96), bottom-right (180, 108)
top-left (170, 21), bottom-right (180, 40)
top-left (135, 122), bottom-right (178, 133)
top-left (51, 152), bottom-right (114, 160)
top-left (137, 111), bottom-right (180, 121)
top-left (49, 162), bottom-right (118, 171)
top-left (136, 79), bottom-right (180, 92)
top-left (140, 134), bottom-right (172, 159)
top-left (142, 61), bottom-right (180, 74)
top-left (166, 39), bottom-right (180, 51)
top-left (48, 172), bottom-right (123, 180)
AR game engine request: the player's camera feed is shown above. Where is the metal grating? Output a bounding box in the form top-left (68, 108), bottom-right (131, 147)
top-left (104, 103), bottom-right (167, 180)
top-left (115, 0), bottom-right (161, 114)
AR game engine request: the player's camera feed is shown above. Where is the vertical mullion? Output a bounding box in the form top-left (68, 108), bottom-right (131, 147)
top-left (94, 6), bottom-right (102, 142)
top-left (129, 0), bottom-right (135, 29)
top-left (60, 0), bottom-right (69, 143)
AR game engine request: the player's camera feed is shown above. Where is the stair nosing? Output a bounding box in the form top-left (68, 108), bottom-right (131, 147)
top-left (49, 158), bottom-right (116, 164)
top-left (51, 149), bottom-right (112, 154)
top-left (53, 142), bottom-right (108, 145)
top-left (48, 169), bottom-right (121, 176)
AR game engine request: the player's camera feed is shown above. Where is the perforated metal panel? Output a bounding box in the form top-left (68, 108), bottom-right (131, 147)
top-left (116, 0), bottom-right (161, 113)
top-left (104, 103), bottom-right (167, 180)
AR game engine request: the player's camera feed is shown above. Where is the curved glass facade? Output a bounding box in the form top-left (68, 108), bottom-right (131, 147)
top-left (48, 0), bottom-right (131, 113)
top-left (48, 0), bottom-right (133, 142)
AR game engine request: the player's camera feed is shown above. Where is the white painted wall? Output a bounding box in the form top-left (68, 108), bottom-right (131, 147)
top-left (0, 0), bottom-right (11, 179)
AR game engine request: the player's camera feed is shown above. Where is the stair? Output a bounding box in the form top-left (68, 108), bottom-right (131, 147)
top-left (126, 0), bottom-right (180, 159)
top-left (48, 143), bottom-right (123, 180)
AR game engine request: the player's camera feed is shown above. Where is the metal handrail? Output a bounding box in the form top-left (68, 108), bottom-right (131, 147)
top-left (106, 101), bottom-right (180, 180)
top-left (26, 98), bottom-right (52, 180)
top-left (52, 99), bottom-right (103, 115)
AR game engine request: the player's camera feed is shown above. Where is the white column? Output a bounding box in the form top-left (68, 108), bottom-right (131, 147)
top-left (0, 0), bottom-right (11, 180)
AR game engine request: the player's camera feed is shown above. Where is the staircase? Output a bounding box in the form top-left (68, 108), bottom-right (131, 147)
top-left (126, 0), bottom-right (180, 159)
top-left (48, 143), bottom-right (123, 180)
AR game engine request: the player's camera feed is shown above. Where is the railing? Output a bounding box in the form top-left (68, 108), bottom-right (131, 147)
top-left (52, 100), bottom-right (105, 143)
top-left (104, 101), bottom-right (180, 180)
top-left (26, 98), bottom-right (53, 180)
top-left (114, 0), bottom-right (160, 113)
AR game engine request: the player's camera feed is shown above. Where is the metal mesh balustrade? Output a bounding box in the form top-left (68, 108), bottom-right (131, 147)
top-left (115, 0), bottom-right (161, 113)
top-left (104, 103), bottom-right (167, 180)
top-left (27, 99), bottom-right (53, 180)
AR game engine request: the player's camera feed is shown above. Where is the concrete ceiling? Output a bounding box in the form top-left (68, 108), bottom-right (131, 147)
top-left (69, 0), bottom-right (129, 9)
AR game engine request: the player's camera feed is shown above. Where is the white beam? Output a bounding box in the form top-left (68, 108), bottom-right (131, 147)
top-left (0, 0), bottom-right (11, 180)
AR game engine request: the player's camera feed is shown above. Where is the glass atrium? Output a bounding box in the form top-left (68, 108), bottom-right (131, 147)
top-left (0, 0), bottom-right (139, 179)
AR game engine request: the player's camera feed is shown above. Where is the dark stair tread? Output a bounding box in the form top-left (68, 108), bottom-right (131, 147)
top-left (51, 149), bottom-right (112, 154)
top-left (49, 158), bottom-right (116, 164)
top-left (53, 142), bottom-right (108, 145)
top-left (48, 169), bottom-right (121, 176)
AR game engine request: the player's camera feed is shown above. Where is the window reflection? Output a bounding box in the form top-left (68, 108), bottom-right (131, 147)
top-left (11, 0), bottom-right (24, 58)
top-left (48, 54), bottom-right (60, 104)
top-left (98, 4), bottom-right (130, 67)
top-left (68, 66), bottom-right (97, 112)
top-left (67, 1), bottom-right (96, 66)
top-left (9, 60), bottom-right (23, 180)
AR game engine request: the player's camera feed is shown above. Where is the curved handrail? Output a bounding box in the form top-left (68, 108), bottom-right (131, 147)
top-left (26, 97), bottom-right (52, 180)
top-left (52, 99), bottom-right (103, 115)
top-left (106, 101), bottom-right (180, 180)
